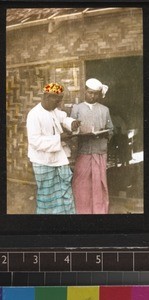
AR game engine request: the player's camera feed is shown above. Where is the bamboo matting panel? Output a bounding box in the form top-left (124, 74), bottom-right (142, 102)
top-left (6, 66), bottom-right (49, 181)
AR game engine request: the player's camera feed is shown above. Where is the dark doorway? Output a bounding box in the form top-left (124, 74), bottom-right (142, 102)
top-left (86, 56), bottom-right (143, 134)
top-left (86, 57), bottom-right (143, 208)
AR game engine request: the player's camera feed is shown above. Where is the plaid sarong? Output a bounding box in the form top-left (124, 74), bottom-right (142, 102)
top-left (32, 163), bottom-right (75, 214)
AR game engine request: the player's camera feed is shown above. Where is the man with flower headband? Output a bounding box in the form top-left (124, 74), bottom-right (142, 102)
top-left (27, 82), bottom-right (80, 214)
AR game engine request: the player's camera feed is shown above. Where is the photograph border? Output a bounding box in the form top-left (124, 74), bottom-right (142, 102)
top-left (0, 0), bottom-right (149, 238)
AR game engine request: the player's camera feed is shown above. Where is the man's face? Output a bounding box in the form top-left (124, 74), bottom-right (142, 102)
top-left (42, 93), bottom-right (63, 111)
top-left (85, 88), bottom-right (102, 104)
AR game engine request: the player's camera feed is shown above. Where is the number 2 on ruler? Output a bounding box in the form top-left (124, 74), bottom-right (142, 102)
top-left (1, 255), bottom-right (7, 264)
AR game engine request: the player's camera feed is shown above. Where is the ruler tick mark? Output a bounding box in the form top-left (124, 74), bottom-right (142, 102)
top-left (23, 252), bottom-right (25, 263)
top-left (101, 252), bottom-right (103, 271)
top-left (54, 252), bottom-right (57, 262)
top-left (60, 272), bottom-right (62, 286)
top-left (7, 252), bottom-right (9, 272)
top-left (117, 252), bottom-right (119, 262)
top-left (86, 252), bottom-right (88, 262)
top-left (11, 272), bottom-right (13, 286)
top-left (70, 252), bottom-right (72, 271)
top-left (44, 272), bottom-right (46, 285)
top-left (133, 252), bottom-right (135, 271)
top-left (39, 252), bottom-right (40, 272)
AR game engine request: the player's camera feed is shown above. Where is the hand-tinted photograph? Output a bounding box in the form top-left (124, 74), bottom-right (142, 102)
top-left (6, 7), bottom-right (143, 215)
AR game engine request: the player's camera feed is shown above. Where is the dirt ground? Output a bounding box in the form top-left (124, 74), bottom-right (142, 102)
top-left (7, 180), bottom-right (143, 215)
top-left (7, 181), bottom-right (36, 214)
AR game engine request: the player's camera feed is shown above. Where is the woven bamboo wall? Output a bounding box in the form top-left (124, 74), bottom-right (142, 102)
top-left (7, 67), bottom-right (40, 181)
top-left (6, 64), bottom-right (81, 181)
top-left (6, 8), bottom-right (143, 182)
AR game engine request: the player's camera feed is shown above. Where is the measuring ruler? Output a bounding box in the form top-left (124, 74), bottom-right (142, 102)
top-left (0, 248), bottom-right (149, 286)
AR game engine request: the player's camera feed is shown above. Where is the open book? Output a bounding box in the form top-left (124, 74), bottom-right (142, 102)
top-left (72, 128), bottom-right (110, 136)
top-left (92, 129), bottom-right (110, 135)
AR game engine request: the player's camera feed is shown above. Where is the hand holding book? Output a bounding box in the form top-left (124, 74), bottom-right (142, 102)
top-left (91, 128), bottom-right (110, 139)
top-left (91, 128), bottom-right (110, 135)
top-left (72, 127), bottom-right (110, 137)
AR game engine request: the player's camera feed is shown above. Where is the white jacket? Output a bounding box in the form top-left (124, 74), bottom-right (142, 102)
top-left (26, 103), bottom-right (74, 166)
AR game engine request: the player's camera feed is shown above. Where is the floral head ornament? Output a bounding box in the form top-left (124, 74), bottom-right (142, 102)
top-left (43, 83), bottom-right (64, 94)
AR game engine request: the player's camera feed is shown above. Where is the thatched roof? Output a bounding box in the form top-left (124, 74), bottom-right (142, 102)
top-left (6, 8), bottom-right (91, 26)
top-left (7, 7), bottom-right (140, 30)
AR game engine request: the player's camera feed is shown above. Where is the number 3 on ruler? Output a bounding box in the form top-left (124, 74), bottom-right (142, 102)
top-left (33, 255), bottom-right (38, 264)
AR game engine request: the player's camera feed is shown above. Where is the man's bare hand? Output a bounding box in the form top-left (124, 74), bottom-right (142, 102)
top-left (61, 132), bottom-right (72, 141)
top-left (71, 120), bottom-right (81, 131)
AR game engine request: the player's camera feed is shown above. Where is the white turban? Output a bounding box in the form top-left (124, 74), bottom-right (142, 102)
top-left (86, 78), bottom-right (108, 98)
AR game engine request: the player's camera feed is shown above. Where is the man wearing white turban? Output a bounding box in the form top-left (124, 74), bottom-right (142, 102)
top-left (70, 78), bottom-right (113, 214)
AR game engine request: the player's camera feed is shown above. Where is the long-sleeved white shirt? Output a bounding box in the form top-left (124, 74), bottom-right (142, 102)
top-left (26, 103), bottom-right (74, 166)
